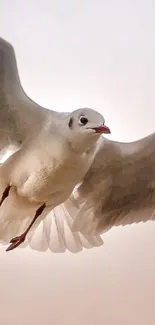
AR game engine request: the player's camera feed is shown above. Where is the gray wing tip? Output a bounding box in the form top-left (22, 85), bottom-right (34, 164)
top-left (0, 37), bottom-right (13, 49)
top-left (0, 37), bottom-right (14, 61)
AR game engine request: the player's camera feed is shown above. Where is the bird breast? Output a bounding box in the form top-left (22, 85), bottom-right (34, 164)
top-left (3, 142), bottom-right (91, 206)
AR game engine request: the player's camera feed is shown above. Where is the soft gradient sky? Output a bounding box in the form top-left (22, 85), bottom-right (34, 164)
top-left (0, 1), bottom-right (155, 324)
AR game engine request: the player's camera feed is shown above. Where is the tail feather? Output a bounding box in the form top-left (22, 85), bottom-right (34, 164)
top-left (29, 221), bottom-right (49, 252)
top-left (0, 192), bottom-right (104, 253)
top-left (46, 210), bottom-right (67, 253)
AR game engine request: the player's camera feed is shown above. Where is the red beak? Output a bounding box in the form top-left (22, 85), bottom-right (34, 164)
top-left (93, 125), bottom-right (111, 134)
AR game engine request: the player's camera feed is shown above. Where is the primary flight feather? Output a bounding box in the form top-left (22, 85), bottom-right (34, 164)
top-left (0, 37), bottom-right (154, 253)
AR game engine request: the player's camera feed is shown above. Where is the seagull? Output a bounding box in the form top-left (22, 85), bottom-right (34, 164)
top-left (0, 37), bottom-right (155, 254)
top-left (0, 37), bottom-right (110, 253)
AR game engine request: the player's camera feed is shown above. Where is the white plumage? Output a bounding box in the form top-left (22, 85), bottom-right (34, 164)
top-left (70, 134), bottom-right (155, 235)
top-left (0, 37), bottom-right (154, 253)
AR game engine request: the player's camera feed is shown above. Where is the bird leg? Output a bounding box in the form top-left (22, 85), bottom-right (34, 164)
top-left (6, 203), bottom-right (46, 252)
top-left (0, 185), bottom-right (11, 206)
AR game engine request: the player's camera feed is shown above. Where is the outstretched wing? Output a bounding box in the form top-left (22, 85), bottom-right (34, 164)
top-left (68, 134), bottom-right (155, 235)
top-left (0, 37), bottom-right (50, 158)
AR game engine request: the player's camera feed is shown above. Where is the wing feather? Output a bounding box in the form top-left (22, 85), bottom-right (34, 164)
top-left (0, 37), bottom-right (51, 158)
top-left (69, 134), bottom-right (155, 235)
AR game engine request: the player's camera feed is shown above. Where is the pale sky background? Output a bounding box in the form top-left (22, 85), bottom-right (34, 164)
top-left (0, 0), bottom-right (155, 324)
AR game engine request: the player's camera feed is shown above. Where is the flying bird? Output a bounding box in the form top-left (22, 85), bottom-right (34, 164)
top-left (0, 37), bottom-right (154, 254)
top-left (0, 37), bottom-right (110, 253)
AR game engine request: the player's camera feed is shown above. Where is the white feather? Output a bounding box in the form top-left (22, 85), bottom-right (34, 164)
top-left (70, 135), bottom-right (155, 235)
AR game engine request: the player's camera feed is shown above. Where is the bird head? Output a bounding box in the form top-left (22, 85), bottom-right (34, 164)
top-left (65, 108), bottom-right (111, 152)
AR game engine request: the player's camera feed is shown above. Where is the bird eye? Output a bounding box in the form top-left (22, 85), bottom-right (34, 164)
top-left (79, 116), bottom-right (88, 125)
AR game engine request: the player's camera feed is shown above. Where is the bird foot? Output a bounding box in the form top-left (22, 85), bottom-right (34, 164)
top-left (6, 233), bottom-right (26, 251)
